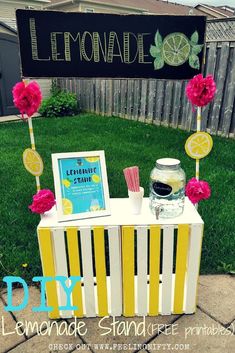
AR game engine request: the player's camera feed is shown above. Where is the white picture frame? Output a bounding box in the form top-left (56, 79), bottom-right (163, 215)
top-left (52, 151), bottom-right (111, 222)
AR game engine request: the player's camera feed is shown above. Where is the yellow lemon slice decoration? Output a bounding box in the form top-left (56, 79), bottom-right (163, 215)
top-left (23, 148), bottom-right (43, 176)
top-left (85, 157), bottom-right (99, 163)
top-left (62, 198), bottom-right (73, 215)
top-left (185, 132), bottom-right (213, 160)
top-left (62, 179), bottom-right (71, 188)
top-left (92, 174), bottom-right (101, 183)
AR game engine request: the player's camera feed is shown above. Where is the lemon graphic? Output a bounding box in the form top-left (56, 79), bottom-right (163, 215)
top-left (185, 132), bottom-right (213, 160)
top-left (62, 198), bottom-right (73, 215)
top-left (85, 157), bottom-right (99, 163)
top-left (150, 30), bottom-right (202, 70)
top-left (62, 179), bottom-right (71, 188)
top-left (92, 174), bottom-right (101, 183)
top-left (90, 205), bottom-right (101, 211)
top-left (23, 148), bottom-right (43, 176)
top-left (162, 33), bottom-right (190, 66)
top-left (90, 199), bottom-right (100, 211)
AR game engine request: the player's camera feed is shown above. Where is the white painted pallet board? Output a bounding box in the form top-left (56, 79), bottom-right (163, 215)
top-left (108, 226), bottom-right (122, 316)
top-left (185, 224), bottom-right (204, 313)
top-left (137, 226), bottom-right (148, 316)
top-left (161, 225), bottom-right (174, 315)
top-left (80, 227), bottom-right (96, 317)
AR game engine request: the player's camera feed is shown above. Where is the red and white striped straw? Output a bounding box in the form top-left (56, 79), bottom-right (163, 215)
top-left (123, 166), bottom-right (140, 192)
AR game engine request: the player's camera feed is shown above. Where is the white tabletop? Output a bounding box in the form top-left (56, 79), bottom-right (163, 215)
top-left (38, 197), bottom-right (203, 228)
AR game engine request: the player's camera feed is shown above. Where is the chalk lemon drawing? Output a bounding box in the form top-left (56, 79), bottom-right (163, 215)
top-left (85, 157), bottom-right (99, 163)
top-left (62, 179), bottom-right (71, 188)
top-left (162, 33), bottom-right (190, 66)
top-left (185, 132), bottom-right (213, 159)
top-left (62, 198), bottom-right (73, 215)
top-left (23, 148), bottom-right (43, 176)
top-left (150, 30), bottom-right (203, 70)
top-left (92, 174), bottom-right (101, 183)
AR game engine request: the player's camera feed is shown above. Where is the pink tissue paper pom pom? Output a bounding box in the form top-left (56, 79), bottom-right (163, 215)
top-left (12, 81), bottom-right (42, 120)
top-left (186, 74), bottom-right (216, 108)
top-left (29, 189), bottom-right (56, 214)
top-left (186, 178), bottom-right (211, 205)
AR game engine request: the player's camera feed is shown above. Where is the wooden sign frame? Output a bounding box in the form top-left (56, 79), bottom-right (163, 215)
top-left (52, 151), bottom-right (110, 222)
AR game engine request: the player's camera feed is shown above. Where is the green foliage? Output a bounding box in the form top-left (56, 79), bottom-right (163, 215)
top-left (154, 56), bottom-right (164, 70)
top-left (191, 44), bottom-right (203, 55)
top-left (217, 261), bottom-right (235, 275)
top-left (154, 30), bottom-right (163, 48)
top-left (189, 31), bottom-right (203, 69)
top-left (190, 30), bottom-right (199, 45)
top-left (50, 79), bottom-right (61, 96)
top-left (189, 54), bottom-right (200, 69)
top-left (39, 90), bottom-right (79, 118)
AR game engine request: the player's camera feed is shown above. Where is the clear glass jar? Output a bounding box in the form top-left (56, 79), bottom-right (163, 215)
top-left (149, 158), bottom-right (186, 218)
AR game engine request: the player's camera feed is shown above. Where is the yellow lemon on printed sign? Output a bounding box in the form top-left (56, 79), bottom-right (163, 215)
top-left (85, 157), bottom-right (99, 163)
top-left (23, 148), bottom-right (43, 176)
top-left (92, 174), bottom-right (101, 183)
top-left (62, 198), bottom-right (73, 215)
top-left (62, 179), bottom-right (71, 188)
top-left (185, 132), bottom-right (213, 160)
top-left (90, 205), bottom-right (101, 211)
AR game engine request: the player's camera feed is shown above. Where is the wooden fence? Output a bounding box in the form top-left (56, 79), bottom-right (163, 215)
top-left (58, 41), bottom-right (235, 138)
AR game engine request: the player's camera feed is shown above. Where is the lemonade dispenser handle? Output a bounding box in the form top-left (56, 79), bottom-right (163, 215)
top-left (155, 205), bottom-right (163, 220)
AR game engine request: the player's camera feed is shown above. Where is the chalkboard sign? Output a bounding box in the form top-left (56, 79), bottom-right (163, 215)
top-left (16, 10), bottom-right (206, 79)
top-left (52, 151), bottom-right (110, 221)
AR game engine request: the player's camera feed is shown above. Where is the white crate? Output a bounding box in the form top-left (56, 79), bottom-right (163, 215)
top-left (37, 197), bottom-right (203, 319)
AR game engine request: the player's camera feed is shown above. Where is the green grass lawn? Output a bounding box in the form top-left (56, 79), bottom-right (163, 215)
top-left (0, 113), bottom-right (234, 282)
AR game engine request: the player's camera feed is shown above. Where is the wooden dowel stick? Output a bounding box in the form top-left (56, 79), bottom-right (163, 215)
top-left (196, 106), bottom-right (201, 181)
top-left (195, 106), bottom-right (202, 210)
top-left (27, 114), bottom-right (41, 192)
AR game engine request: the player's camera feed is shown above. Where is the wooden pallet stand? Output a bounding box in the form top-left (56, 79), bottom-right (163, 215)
top-left (37, 197), bottom-right (203, 319)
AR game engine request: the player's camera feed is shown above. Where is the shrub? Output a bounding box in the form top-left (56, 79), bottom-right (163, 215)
top-left (39, 90), bottom-right (79, 117)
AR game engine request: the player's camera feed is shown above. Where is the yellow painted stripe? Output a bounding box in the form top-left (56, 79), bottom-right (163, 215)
top-left (37, 228), bottom-right (60, 319)
top-left (66, 227), bottom-right (83, 317)
top-left (122, 226), bottom-right (135, 317)
top-left (149, 225), bottom-right (161, 316)
top-left (93, 226), bottom-right (108, 316)
top-left (29, 128), bottom-right (33, 133)
top-left (31, 143), bottom-right (35, 150)
top-left (173, 224), bottom-right (190, 314)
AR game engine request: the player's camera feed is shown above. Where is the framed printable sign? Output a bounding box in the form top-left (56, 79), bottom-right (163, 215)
top-left (52, 151), bottom-right (110, 221)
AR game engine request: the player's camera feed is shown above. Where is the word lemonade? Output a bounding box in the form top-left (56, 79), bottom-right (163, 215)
top-left (30, 18), bottom-right (151, 64)
top-left (66, 167), bottom-right (97, 184)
